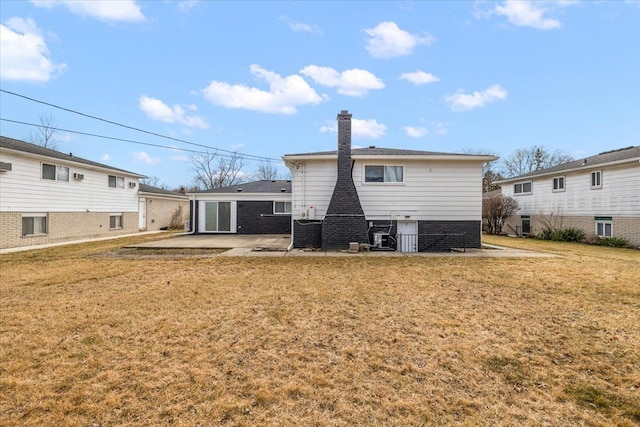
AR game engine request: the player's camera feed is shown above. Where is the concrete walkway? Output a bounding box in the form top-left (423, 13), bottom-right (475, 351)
top-left (1, 232), bottom-right (557, 258)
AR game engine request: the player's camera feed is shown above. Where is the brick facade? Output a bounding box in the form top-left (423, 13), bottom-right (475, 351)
top-left (293, 220), bottom-right (323, 249)
top-left (144, 198), bottom-right (189, 231)
top-left (237, 201), bottom-right (291, 234)
top-left (0, 211), bottom-right (138, 250)
top-left (504, 215), bottom-right (640, 247)
top-left (321, 110), bottom-right (369, 250)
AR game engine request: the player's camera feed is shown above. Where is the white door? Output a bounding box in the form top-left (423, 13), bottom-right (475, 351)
top-left (397, 221), bottom-right (418, 252)
top-left (138, 198), bottom-right (147, 230)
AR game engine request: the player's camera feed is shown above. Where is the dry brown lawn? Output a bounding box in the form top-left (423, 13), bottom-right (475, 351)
top-left (1, 234), bottom-right (639, 426)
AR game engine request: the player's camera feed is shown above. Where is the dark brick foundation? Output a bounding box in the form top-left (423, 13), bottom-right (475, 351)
top-left (322, 215), bottom-right (368, 250)
top-left (293, 220), bottom-right (322, 249)
top-left (417, 220), bottom-right (481, 251)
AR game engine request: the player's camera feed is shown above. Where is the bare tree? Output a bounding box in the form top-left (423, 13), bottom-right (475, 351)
top-left (482, 194), bottom-right (519, 234)
top-left (28, 113), bottom-right (60, 150)
top-left (255, 161), bottom-right (280, 180)
top-left (502, 145), bottom-right (574, 178)
top-left (461, 149), bottom-right (502, 193)
top-left (140, 176), bottom-right (169, 190)
top-left (192, 150), bottom-right (244, 190)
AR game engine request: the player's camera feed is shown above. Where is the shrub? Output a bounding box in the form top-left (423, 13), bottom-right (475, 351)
top-left (598, 236), bottom-right (631, 248)
top-left (538, 227), bottom-right (585, 242)
top-left (168, 205), bottom-right (186, 230)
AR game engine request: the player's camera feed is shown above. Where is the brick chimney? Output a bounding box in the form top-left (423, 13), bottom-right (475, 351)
top-left (321, 110), bottom-right (369, 250)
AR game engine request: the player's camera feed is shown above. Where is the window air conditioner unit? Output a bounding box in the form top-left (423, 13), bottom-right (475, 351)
top-left (73, 173), bottom-right (84, 180)
top-left (372, 232), bottom-right (390, 249)
top-left (129, 182), bottom-right (137, 188)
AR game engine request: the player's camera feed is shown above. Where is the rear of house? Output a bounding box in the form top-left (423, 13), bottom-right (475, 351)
top-left (499, 146), bottom-right (640, 247)
top-left (188, 180), bottom-right (292, 235)
top-left (0, 136), bottom-right (144, 250)
top-left (283, 110), bottom-right (495, 252)
top-left (138, 184), bottom-right (189, 231)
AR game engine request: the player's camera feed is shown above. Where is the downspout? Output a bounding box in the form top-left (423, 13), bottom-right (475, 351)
top-left (186, 194), bottom-right (197, 235)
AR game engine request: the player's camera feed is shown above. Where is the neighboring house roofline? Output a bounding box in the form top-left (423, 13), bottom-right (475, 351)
top-left (188, 179), bottom-right (292, 195)
top-left (0, 135), bottom-right (145, 178)
top-left (496, 146), bottom-right (640, 184)
top-left (138, 183), bottom-right (188, 200)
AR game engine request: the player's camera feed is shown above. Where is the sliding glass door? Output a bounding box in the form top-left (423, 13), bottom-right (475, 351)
top-left (202, 201), bottom-right (233, 232)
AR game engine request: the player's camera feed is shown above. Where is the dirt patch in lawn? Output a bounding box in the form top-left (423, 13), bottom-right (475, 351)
top-left (1, 234), bottom-right (639, 426)
top-left (94, 247), bottom-right (227, 259)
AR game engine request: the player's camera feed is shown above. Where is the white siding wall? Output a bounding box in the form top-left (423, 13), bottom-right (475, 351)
top-left (0, 150), bottom-right (139, 213)
top-left (503, 163), bottom-right (640, 217)
top-left (290, 159), bottom-right (483, 221)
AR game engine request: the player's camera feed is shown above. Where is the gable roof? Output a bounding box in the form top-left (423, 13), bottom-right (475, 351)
top-left (0, 135), bottom-right (145, 177)
top-left (139, 183), bottom-right (188, 198)
top-left (497, 146), bottom-right (640, 183)
top-left (283, 146), bottom-right (497, 161)
top-left (192, 179), bottom-right (291, 194)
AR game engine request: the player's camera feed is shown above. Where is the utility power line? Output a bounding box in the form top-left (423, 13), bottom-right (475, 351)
top-left (0, 89), bottom-right (280, 162)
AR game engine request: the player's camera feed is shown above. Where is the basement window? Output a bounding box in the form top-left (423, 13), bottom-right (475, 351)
top-left (595, 216), bottom-right (612, 238)
top-left (110, 213), bottom-right (123, 229)
top-left (22, 213), bottom-right (48, 236)
top-left (364, 165), bottom-right (403, 183)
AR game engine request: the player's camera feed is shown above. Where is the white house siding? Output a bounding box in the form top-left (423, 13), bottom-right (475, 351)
top-left (290, 159), bottom-right (482, 221)
top-left (503, 163), bottom-right (640, 217)
top-left (502, 163), bottom-right (640, 245)
top-left (0, 151), bottom-right (139, 213)
top-left (0, 149), bottom-right (141, 249)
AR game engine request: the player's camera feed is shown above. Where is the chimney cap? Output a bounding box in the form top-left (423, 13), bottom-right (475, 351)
top-left (340, 110), bottom-right (349, 114)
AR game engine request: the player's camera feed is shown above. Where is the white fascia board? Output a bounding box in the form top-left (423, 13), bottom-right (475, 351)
top-left (191, 192), bottom-right (291, 201)
top-left (282, 154), bottom-right (498, 162)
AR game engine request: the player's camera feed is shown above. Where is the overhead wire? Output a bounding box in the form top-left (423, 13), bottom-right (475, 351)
top-left (0, 89), bottom-right (280, 162)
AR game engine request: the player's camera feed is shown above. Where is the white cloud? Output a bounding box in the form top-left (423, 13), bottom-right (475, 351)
top-left (289, 21), bottom-right (321, 34)
top-left (30, 0), bottom-right (145, 23)
top-left (399, 70), bottom-right (440, 85)
top-left (300, 65), bottom-right (384, 97)
top-left (101, 154), bottom-right (110, 161)
top-left (0, 17), bottom-right (66, 82)
top-left (139, 95), bottom-right (209, 129)
top-left (433, 121), bottom-right (449, 135)
top-left (404, 126), bottom-right (429, 138)
top-left (485, 0), bottom-right (579, 30)
top-left (202, 64), bottom-right (327, 114)
top-left (132, 151), bottom-right (161, 165)
top-left (320, 118), bottom-right (387, 139)
top-left (444, 84), bottom-right (508, 112)
top-left (363, 21), bottom-right (434, 58)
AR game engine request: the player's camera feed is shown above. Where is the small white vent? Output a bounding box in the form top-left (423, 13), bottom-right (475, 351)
top-left (73, 173), bottom-right (84, 180)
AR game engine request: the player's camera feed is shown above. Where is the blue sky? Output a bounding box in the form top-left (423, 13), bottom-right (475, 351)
top-left (1, 0), bottom-right (639, 188)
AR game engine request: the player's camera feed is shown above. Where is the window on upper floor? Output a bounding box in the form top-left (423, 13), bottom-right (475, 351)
top-left (22, 214), bottom-right (48, 236)
top-left (364, 165), bottom-right (404, 183)
top-left (274, 201), bottom-right (292, 214)
top-left (591, 171), bottom-right (602, 189)
top-left (514, 181), bottom-right (532, 195)
top-left (42, 163), bottom-right (69, 182)
top-left (552, 176), bottom-right (565, 192)
top-left (108, 175), bottom-right (125, 188)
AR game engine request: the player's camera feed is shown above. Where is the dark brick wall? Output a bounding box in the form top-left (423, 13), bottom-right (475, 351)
top-left (293, 220), bottom-right (322, 248)
top-left (237, 201), bottom-right (291, 234)
top-left (417, 220), bottom-right (481, 251)
top-left (321, 110), bottom-right (369, 250)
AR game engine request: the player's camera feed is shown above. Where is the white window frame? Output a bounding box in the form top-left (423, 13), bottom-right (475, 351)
top-left (274, 201), bottom-right (292, 214)
top-left (363, 165), bottom-right (404, 184)
top-left (552, 176), bottom-right (565, 192)
top-left (590, 171), bottom-right (602, 189)
top-left (595, 217), bottom-right (612, 238)
top-left (22, 213), bottom-right (48, 236)
top-left (513, 181), bottom-right (532, 195)
top-left (108, 175), bottom-right (125, 189)
top-left (109, 213), bottom-right (123, 230)
top-left (42, 163), bottom-right (69, 182)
